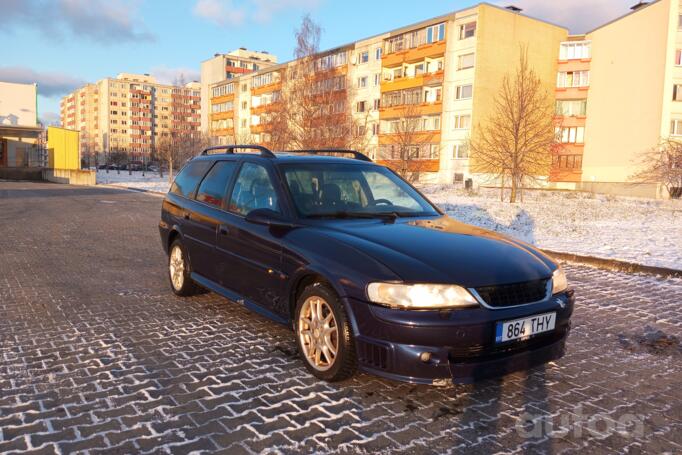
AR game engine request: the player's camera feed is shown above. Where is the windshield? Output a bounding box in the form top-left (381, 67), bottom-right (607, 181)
top-left (280, 163), bottom-right (439, 218)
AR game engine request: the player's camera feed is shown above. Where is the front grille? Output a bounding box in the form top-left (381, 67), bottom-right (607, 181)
top-left (474, 278), bottom-right (549, 308)
top-left (357, 340), bottom-right (389, 370)
top-left (449, 329), bottom-right (566, 362)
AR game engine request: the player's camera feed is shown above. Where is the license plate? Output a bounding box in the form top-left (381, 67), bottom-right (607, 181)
top-left (495, 312), bottom-right (556, 343)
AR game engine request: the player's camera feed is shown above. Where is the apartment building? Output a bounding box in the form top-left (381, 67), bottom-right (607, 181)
top-left (549, 0), bottom-right (680, 197)
top-left (200, 49), bottom-right (277, 133)
top-left (60, 73), bottom-right (201, 161)
top-left (207, 3), bottom-right (567, 183)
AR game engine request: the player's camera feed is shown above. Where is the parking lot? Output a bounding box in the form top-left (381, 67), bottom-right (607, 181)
top-left (1, 181), bottom-right (681, 454)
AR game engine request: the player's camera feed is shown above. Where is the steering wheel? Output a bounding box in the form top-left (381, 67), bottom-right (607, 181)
top-left (371, 198), bottom-right (393, 206)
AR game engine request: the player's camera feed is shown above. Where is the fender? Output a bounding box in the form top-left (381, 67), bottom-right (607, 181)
top-left (286, 264), bottom-right (363, 338)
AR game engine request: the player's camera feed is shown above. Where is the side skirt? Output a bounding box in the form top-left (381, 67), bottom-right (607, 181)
top-left (190, 272), bottom-right (290, 327)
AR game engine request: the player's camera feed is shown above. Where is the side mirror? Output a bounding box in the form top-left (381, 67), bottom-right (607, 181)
top-left (245, 208), bottom-right (295, 228)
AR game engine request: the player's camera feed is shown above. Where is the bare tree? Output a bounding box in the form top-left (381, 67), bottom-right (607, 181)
top-left (378, 104), bottom-right (438, 183)
top-left (469, 48), bottom-right (558, 203)
top-left (270, 14), bottom-right (370, 152)
top-left (156, 132), bottom-right (211, 183)
top-left (630, 138), bottom-right (682, 198)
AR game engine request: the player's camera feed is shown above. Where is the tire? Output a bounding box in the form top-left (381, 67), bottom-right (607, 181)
top-left (168, 239), bottom-right (200, 296)
top-left (294, 282), bottom-right (357, 382)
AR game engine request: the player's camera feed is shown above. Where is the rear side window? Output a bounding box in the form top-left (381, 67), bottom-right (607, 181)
top-left (195, 161), bottom-right (237, 207)
top-left (170, 161), bottom-right (212, 199)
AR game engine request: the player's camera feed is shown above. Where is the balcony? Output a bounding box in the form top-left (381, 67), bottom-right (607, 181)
top-left (381, 71), bottom-right (443, 93)
top-left (382, 41), bottom-right (447, 67)
top-left (210, 111), bottom-right (234, 121)
top-left (252, 81), bottom-right (282, 96)
top-left (251, 102), bottom-right (282, 116)
top-left (377, 159), bottom-right (440, 173)
top-left (211, 92), bottom-right (235, 104)
top-left (378, 131), bottom-right (441, 145)
top-left (379, 101), bottom-right (442, 119)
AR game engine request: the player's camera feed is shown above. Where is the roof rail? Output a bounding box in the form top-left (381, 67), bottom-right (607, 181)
top-left (281, 149), bottom-right (372, 162)
top-left (200, 145), bottom-right (276, 158)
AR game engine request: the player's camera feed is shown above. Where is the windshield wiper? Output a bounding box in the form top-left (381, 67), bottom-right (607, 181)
top-left (306, 211), bottom-right (398, 221)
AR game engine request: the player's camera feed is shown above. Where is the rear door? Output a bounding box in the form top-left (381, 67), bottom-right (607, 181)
top-left (189, 160), bottom-right (238, 281)
top-left (215, 160), bottom-right (288, 318)
top-left (166, 160), bottom-right (212, 272)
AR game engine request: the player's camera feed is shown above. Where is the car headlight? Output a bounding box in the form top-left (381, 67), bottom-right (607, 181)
top-left (552, 268), bottom-right (568, 294)
top-left (366, 282), bottom-right (479, 310)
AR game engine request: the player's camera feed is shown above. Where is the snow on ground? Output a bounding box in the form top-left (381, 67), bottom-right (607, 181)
top-left (97, 170), bottom-right (171, 193)
top-left (422, 185), bottom-right (682, 271)
top-left (95, 171), bottom-right (681, 270)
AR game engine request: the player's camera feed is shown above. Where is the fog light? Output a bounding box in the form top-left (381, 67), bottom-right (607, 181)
top-left (419, 352), bottom-right (431, 363)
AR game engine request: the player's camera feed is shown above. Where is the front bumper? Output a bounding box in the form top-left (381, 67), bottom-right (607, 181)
top-left (345, 290), bottom-right (574, 385)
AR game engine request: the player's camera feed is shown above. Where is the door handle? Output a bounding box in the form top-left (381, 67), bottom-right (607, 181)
top-left (219, 226), bottom-right (230, 235)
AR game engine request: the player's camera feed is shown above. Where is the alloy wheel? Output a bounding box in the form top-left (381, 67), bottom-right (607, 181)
top-left (169, 245), bottom-right (185, 291)
top-left (298, 296), bottom-right (339, 371)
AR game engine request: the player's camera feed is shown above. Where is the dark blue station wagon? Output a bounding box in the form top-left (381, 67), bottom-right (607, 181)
top-left (159, 146), bottom-right (574, 385)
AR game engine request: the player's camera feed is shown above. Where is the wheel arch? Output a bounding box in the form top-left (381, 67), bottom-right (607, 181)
top-left (287, 268), bottom-right (359, 336)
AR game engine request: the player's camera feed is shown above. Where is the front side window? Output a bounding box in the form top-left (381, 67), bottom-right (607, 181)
top-left (282, 163), bottom-right (438, 218)
top-left (229, 163), bottom-right (280, 215)
top-left (170, 160), bottom-right (212, 199)
top-left (195, 161), bottom-right (237, 207)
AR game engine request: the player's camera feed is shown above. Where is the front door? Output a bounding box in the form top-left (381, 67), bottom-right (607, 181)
top-left (215, 161), bottom-right (286, 317)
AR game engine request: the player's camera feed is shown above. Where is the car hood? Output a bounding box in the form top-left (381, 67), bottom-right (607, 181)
top-left (308, 215), bottom-right (556, 288)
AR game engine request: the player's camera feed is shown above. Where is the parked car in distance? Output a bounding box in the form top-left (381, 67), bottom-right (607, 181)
top-left (158, 146), bottom-right (574, 385)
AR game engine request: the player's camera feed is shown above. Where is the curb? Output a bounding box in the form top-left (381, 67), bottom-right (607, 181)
top-left (542, 249), bottom-right (682, 279)
top-left (96, 183), bottom-right (165, 195)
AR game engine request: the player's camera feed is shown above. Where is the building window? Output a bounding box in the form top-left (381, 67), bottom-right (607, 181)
top-left (671, 119), bottom-right (682, 136)
top-left (459, 22), bottom-right (476, 40)
top-left (374, 73), bottom-right (380, 86)
top-left (458, 53), bottom-right (475, 70)
top-left (241, 101), bottom-right (248, 110)
top-left (453, 114), bottom-right (471, 129)
top-left (357, 76), bottom-right (368, 88)
top-left (676, 50), bottom-right (682, 66)
top-left (555, 99), bottom-right (587, 116)
top-left (556, 126), bottom-right (585, 144)
top-left (356, 101), bottom-right (367, 112)
top-left (241, 119), bottom-right (247, 128)
top-left (375, 47), bottom-right (382, 60)
top-left (559, 41), bottom-right (591, 60)
top-left (553, 154), bottom-right (583, 169)
top-left (674, 85), bottom-right (682, 101)
top-left (557, 71), bottom-right (589, 88)
top-left (241, 84), bottom-right (247, 92)
top-left (371, 123), bottom-right (379, 135)
top-left (453, 143), bottom-right (469, 159)
top-left (455, 84), bottom-right (473, 100)
top-left (359, 51), bottom-right (369, 64)
top-left (373, 98), bottom-right (381, 110)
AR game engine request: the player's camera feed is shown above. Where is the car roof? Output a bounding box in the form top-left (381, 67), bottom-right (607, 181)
top-left (192, 152), bottom-right (378, 166)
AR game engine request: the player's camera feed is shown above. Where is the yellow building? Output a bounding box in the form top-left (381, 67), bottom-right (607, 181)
top-left (47, 126), bottom-right (80, 170)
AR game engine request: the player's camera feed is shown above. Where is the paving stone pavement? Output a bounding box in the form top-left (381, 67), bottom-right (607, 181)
top-left (1, 181), bottom-right (681, 455)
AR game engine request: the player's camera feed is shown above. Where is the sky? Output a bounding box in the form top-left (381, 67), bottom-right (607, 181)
top-left (0, 0), bottom-right (635, 125)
